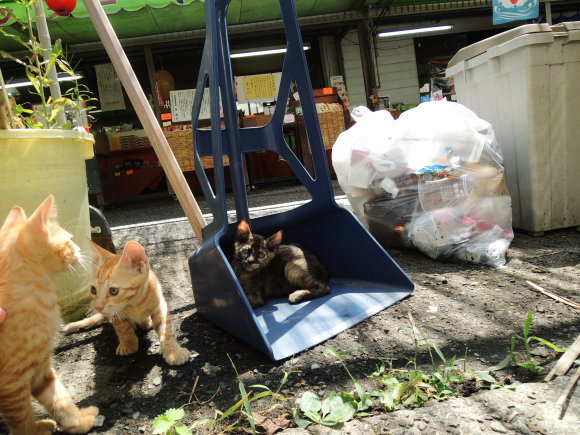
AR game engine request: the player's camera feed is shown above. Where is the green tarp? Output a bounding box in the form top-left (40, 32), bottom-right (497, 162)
top-left (0, 1), bottom-right (487, 50)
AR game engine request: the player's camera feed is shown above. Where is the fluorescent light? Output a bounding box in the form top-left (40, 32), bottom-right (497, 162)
top-left (378, 25), bottom-right (453, 38)
top-left (2, 75), bottom-right (83, 89)
top-left (231, 46), bottom-right (309, 59)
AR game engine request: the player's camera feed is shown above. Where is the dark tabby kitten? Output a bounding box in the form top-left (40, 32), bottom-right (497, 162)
top-left (232, 219), bottom-right (330, 308)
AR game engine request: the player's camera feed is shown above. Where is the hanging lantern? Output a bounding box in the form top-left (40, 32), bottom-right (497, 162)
top-left (155, 70), bottom-right (175, 100)
top-left (45, 0), bottom-right (77, 17)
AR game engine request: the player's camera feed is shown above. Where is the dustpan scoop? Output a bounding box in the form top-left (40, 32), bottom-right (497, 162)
top-left (188, 0), bottom-right (414, 360)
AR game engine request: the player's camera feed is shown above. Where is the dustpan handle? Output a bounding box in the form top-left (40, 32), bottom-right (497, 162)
top-left (277, 0), bottom-right (335, 206)
top-left (236, 0), bottom-right (336, 207)
top-left (191, 0), bottom-right (229, 238)
top-left (193, 0), bottom-right (250, 239)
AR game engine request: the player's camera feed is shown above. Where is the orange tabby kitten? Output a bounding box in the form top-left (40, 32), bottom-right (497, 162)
top-left (64, 240), bottom-right (189, 366)
top-left (0, 195), bottom-right (99, 434)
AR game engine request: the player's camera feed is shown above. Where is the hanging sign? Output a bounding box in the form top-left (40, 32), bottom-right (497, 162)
top-left (94, 63), bottom-right (126, 111)
top-left (235, 73), bottom-right (282, 104)
top-left (170, 89), bottom-right (219, 123)
top-left (492, 0), bottom-right (540, 25)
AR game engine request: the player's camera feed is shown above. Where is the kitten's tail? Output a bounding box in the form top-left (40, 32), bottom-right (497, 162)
top-left (63, 313), bottom-right (107, 333)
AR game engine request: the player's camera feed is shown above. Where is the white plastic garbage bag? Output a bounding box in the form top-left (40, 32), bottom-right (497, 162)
top-left (332, 101), bottom-right (514, 267)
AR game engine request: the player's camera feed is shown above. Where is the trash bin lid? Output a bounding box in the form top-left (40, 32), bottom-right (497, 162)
top-left (447, 23), bottom-right (552, 69)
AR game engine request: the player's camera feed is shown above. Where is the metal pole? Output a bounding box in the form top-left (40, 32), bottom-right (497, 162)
top-left (144, 45), bottom-right (161, 121)
top-left (33, 0), bottom-right (66, 126)
top-left (544, 0), bottom-right (553, 25)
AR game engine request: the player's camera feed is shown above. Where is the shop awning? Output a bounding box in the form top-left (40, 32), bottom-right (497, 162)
top-left (0, 1), bottom-right (494, 50)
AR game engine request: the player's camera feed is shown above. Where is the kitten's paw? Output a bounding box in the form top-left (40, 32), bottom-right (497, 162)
top-left (116, 342), bottom-right (138, 356)
top-left (163, 345), bottom-right (189, 366)
top-left (35, 419), bottom-right (57, 434)
top-left (289, 290), bottom-right (311, 304)
top-left (61, 406), bottom-right (99, 434)
top-left (62, 322), bottom-right (80, 333)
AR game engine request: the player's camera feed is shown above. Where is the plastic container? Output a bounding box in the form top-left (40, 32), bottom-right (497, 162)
top-left (446, 22), bottom-right (580, 233)
top-left (0, 129), bottom-right (95, 320)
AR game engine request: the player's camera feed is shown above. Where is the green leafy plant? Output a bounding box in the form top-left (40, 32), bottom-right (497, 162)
top-left (152, 408), bottom-right (191, 435)
top-left (491, 310), bottom-right (564, 375)
top-left (368, 314), bottom-right (502, 411)
top-left (293, 348), bottom-right (373, 428)
top-left (0, 0), bottom-right (94, 129)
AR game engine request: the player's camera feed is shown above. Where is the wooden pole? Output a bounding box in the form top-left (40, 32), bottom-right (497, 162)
top-left (81, 0), bottom-right (206, 241)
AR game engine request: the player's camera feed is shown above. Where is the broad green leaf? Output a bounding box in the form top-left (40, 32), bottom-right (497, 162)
top-left (394, 381), bottom-right (410, 403)
top-left (354, 381), bottom-right (371, 409)
top-left (371, 390), bottom-right (394, 410)
top-left (324, 401), bottom-right (356, 424)
top-left (152, 416), bottom-right (173, 434)
top-left (338, 391), bottom-right (355, 403)
top-left (292, 409), bottom-right (312, 429)
top-left (299, 392), bottom-right (322, 414)
top-left (489, 356), bottom-right (511, 371)
top-left (321, 392), bottom-right (343, 416)
top-left (165, 408), bottom-right (185, 421)
top-left (174, 424), bottom-right (193, 435)
top-left (304, 410), bottom-right (321, 423)
top-left (476, 371), bottom-right (497, 383)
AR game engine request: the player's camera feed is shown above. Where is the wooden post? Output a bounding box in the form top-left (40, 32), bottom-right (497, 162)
top-left (82, 0), bottom-right (206, 241)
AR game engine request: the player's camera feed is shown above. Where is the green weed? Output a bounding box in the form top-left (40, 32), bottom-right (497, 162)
top-left (152, 408), bottom-right (191, 435)
top-left (292, 349), bottom-right (373, 428)
top-left (491, 310), bottom-right (564, 375)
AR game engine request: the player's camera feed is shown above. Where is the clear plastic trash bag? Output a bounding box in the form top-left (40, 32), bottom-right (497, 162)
top-left (332, 101), bottom-right (514, 267)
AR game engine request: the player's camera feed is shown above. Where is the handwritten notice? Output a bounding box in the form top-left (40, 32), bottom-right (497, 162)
top-left (242, 74), bottom-right (277, 101)
top-left (94, 63), bottom-right (125, 112)
top-left (235, 73), bottom-right (282, 104)
top-left (170, 89), bottom-right (220, 122)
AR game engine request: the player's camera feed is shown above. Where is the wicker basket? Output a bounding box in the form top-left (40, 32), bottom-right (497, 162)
top-left (242, 114), bottom-right (273, 127)
top-left (318, 110), bottom-right (346, 150)
top-left (164, 130), bottom-right (230, 172)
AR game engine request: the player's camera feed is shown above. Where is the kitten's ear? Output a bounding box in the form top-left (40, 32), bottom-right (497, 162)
top-left (88, 239), bottom-right (113, 268)
top-left (236, 219), bottom-right (251, 242)
top-left (119, 241), bottom-right (148, 274)
top-left (266, 230), bottom-right (283, 251)
top-left (28, 195), bottom-right (56, 233)
top-left (0, 206), bottom-right (26, 232)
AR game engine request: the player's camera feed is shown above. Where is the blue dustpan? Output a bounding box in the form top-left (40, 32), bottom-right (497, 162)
top-left (188, 0), bottom-right (413, 361)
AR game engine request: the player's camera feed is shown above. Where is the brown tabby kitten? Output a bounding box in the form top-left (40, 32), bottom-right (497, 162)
top-left (63, 240), bottom-right (189, 366)
top-left (0, 195), bottom-right (99, 434)
top-left (232, 219), bottom-right (330, 308)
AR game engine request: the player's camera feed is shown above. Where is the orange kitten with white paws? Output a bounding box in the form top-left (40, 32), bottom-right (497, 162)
top-left (64, 240), bottom-right (189, 366)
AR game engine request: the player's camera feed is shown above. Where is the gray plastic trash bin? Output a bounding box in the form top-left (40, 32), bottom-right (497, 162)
top-left (446, 22), bottom-right (580, 233)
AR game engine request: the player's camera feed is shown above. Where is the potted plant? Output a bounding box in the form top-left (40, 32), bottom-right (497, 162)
top-left (0, 0), bottom-right (96, 321)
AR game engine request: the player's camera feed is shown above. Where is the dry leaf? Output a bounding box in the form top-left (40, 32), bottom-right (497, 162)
top-left (246, 412), bottom-right (292, 435)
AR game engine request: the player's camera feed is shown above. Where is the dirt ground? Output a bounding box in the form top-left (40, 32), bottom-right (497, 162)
top-left (2, 189), bottom-right (579, 434)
